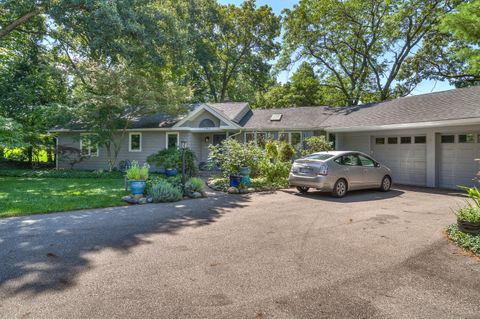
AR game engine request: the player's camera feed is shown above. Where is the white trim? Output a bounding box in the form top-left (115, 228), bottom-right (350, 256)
top-left (80, 133), bottom-right (99, 157)
top-left (325, 117), bottom-right (480, 133)
top-left (128, 132), bottom-right (142, 152)
top-left (165, 132), bottom-right (180, 149)
top-left (173, 104), bottom-right (240, 129)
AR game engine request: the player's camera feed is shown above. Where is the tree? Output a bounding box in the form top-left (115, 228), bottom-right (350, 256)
top-left (188, 0), bottom-right (281, 102)
top-left (419, 0), bottom-right (480, 86)
top-left (0, 117), bottom-right (25, 150)
top-left (254, 62), bottom-right (344, 108)
top-left (282, 0), bottom-right (456, 105)
top-left (72, 63), bottom-right (190, 171)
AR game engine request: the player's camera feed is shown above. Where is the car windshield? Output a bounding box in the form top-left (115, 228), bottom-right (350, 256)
top-left (303, 154), bottom-right (334, 161)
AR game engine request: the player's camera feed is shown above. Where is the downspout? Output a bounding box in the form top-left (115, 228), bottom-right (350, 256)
top-left (55, 135), bottom-right (59, 170)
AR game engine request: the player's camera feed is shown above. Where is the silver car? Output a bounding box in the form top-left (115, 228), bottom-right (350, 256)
top-left (288, 151), bottom-right (392, 198)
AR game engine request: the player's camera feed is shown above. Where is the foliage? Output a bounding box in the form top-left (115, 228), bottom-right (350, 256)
top-left (281, 0), bottom-right (456, 105)
top-left (265, 139), bottom-right (278, 161)
top-left (301, 136), bottom-right (333, 156)
top-left (0, 168), bottom-right (124, 179)
top-left (148, 179), bottom-right (183, 203)
top-left (438, 0), bottom-right (480, 85)
top-left (208, 138), bottom-right (265, 177)
top-left (187, 0), bottom-right (281, 102)
top-left (0, 117), bottom-right (26, 148)
top-left (184, 177), bottom-right (206, 197)
top-left (447, 224), bottom-right (480, 256)
top-left (72, 63), bottom-right (191, 171)
top-left (456, 206), bottom-right (480, 224)
top-left (258, 159), bottom-right (291, 186)
top-left (147, 148), bottom-right (197, 176)
top-left (209, 175), bottom-right (288, 192)
top-left (0, 176), bottom-right (126, 218)
top-left (255, 62), bottom-right (333, 108)
top-left (145, 175), bottom-right (182, 194)
top-left (126, 161), bottom-right (149, 181)
top-left (460, 185), bottom-right (480, 207)
top-left (278, 142), bottom-right (295, 162)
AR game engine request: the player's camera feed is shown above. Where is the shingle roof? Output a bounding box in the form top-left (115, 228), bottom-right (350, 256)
top-left (242, 106), bottom-right (333, 130)
top-left (208, 102), bottom-right (250, 123)
top-left (322, 86), bottom-right (480, 129)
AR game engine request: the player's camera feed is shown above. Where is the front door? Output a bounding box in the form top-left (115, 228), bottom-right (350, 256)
top-left (213, 134), bottom-right (227, 145)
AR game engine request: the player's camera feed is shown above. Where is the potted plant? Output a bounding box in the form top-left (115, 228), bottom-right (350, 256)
top-left (126, 161), bottom-right (150, 195)
top-left (146, 148), bottom-right (180, 177)
top-left (456, 206), bottom-right (480, 234)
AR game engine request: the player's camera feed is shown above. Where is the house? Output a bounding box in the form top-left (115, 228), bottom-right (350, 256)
top-left (53, 86), bottom-right (480, 189)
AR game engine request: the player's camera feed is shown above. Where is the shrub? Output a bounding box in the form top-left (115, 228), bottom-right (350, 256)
top-left (460, 186), bottom-right (480, 207)
top-left (278, 142), bottom-right (295, 162)
top-left (447, 224), bottom-right (480, 256)
top-left (258, 159), bottom-right (291, 186)
top-left (147, 148), bottom-right (197, 176)
top-left (148, 180), bottom-right (183, 203)
top-left (301, 136), bottom-right (333, 156)
top-left (208, 139), bottom-right (265, 177)
top-left (265, 139), bottom-right (278, 161)
top-left (184, 177), bottom-right (205, 197)
top-left (145, 175), bottom-right (182, 194)
top-left (456, 206), bottom-right (480, 223)
top-left (126, 161), bottom-right (149, 180)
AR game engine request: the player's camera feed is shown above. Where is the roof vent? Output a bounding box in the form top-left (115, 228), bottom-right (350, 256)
top-left (270, 113), bottom-right (283, 121)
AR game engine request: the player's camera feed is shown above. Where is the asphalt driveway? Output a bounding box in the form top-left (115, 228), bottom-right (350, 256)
top-left (1, 187), bottom-right (479, 318)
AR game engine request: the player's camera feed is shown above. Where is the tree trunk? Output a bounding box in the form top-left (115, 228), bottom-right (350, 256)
top-left (27, 146), bottom-right (33, 168)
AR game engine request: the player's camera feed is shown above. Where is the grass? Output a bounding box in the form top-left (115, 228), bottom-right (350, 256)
top-left (447, 224), bottom-right (480, 256)
top-left (0, 176), bottom-right (128, 218)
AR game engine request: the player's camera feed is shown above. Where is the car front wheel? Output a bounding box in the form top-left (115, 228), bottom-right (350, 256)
top-left (332, 179), bottom-right (348, 198)
top-left (296, 186), bottom-right (310, 194)
top-left (380, 176), bottom-right (392, 192)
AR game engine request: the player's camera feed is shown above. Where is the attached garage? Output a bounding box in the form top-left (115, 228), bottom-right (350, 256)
top-left (371, 135), bottom-right (427, 186)
top-left (438, 133), bottom-right (480, 189)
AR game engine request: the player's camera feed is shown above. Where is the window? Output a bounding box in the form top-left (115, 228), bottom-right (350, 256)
top-left (375, 138), bottom-right (385, 145)
top-left (279, 132), bottom-right (289, 143)
top-left (291, 133), bottom-right (301, 146)
top-left (338, 154), bottom-right (361, 166)
top-left (388, 137), bottom-right (398, 144)
top-left (80, 134), bottom-right (99, 157)
top-left (199, 119), bottom-right (215, 128)
top-left (129, 133), bottom-right (142, 152)
top-left (256, 132), bottom-right (266, 148)
top-left (270, 114), bottom-right (283, 121)
top-left (166, 132), bottom-right (179, 149)
top-left (245, 132), bottom-right (255, 143)
top-left (305, 154), bottom-right (334, 161)
top-left (459, 134), bottom-right (474, 143)
top-left (441, 135), bottom-right (455, 143)
top-left (414, 136), bottom-right (426, 144)
top-left (400, 136), bottom-right (412, 144)
top-left (358, 155), bottom-right (375, 167)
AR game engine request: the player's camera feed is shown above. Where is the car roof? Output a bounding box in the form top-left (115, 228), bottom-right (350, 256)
top-left (310, 151), bottom-right (362, 157)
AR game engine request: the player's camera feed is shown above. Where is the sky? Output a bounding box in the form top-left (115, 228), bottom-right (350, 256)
top-left (217, 0), bottom-right (453, 96)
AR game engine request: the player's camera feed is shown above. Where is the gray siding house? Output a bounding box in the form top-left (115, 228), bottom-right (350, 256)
top-left (53, 86), bottom-right (480, 189)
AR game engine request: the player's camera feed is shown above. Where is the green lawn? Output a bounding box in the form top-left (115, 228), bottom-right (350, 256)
top-left (0, 177), bottom-right (128, 218)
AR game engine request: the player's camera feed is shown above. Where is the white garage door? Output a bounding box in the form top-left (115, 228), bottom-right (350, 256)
top-left (372, 136), bottom-right (427, 186)
top-left (439, 133), bottom-right (480, 189)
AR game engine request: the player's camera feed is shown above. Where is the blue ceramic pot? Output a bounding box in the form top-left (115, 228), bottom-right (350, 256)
top-left (165, 168), bottom-right (177, 177)
top-left (229, 175), bottom-right (241, 188)
top-left (129, 180), bottom-right (146, 195)
top-left (239, 166), bottom-right (251, 176)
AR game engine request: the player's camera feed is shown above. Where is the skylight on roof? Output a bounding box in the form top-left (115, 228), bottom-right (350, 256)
top-left (270, 113), bottom-right (283, 121)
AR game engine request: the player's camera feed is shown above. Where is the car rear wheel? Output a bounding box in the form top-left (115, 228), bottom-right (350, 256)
top-left (332, 179), bottom-right (347, 198)
top-left (380, 176), bottom-right (392, 192)
top-left (296, 186), bottom-right (310, 194)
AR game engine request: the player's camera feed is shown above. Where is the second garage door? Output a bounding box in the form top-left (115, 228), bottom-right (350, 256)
top-left (439, 133), bottom-right (480, 189)
top-left (372, 136), bottom-right (427, 186)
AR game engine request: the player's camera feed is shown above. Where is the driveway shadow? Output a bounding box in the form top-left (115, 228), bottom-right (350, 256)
top-left (0, 193), bottom-right (249, 296)
top-left (281, 188), bottom-right (405, 203)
